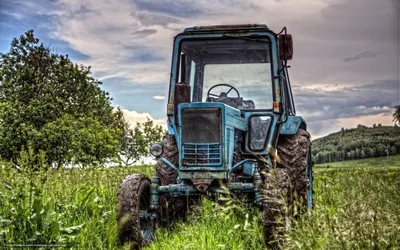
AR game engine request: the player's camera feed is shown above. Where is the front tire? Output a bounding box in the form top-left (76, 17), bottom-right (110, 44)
top-left (117, 174), bottom-right (155, 249)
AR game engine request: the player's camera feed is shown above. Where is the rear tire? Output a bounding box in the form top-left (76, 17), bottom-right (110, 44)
top-left (262, 128), bottom-right (312, 246)
top-left (117, 174), bottom-right (154, 249)
top-left (262, 168), bottom-right (291, 247)
top-left (276, 128), bottom-right (312, 212)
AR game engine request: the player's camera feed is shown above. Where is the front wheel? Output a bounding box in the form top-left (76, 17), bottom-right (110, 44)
top-left (117, 174), bottom-right (155, 249)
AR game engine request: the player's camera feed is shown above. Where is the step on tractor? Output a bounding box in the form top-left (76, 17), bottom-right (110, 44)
top-left (117, 24), bottom-right (313, 249)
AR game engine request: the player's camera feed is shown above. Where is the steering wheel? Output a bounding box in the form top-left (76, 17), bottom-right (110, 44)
top-left (207, 84), bottom-right (240, 99)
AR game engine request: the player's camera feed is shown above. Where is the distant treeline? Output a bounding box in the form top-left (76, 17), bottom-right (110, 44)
top-left (311, 124), bottom-right (400, 164)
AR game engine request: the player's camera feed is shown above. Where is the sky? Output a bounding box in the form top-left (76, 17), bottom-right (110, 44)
top-left (0, 0), bottom-right (399, 139)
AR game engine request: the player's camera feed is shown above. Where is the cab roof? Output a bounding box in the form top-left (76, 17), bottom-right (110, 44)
top-left (183, 24), bottom-right (271, 33)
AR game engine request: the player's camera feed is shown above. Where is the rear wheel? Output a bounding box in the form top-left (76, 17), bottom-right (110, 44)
top-left (262, 168), bottom-right (291, 247)
top-left (276, 128), bottom-right (312, 213)
top-left (117, 174), bottom-right (155, 249)
top-left (262, 128), bottom-right (313, 246)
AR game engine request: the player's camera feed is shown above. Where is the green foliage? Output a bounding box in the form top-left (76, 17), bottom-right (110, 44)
top-left (315, 154), bottom-right (400, 169)
top-left (0, 30), bottom-right (163, 168)
top-left (394, 105), bottom-right (400, 125)
top-left (117, 116), bottom-right (166, 166)
top-left (0, 163), bottom-right (154, 248)
top-left (147, 199), bottom-right (264, 250)
top-left (280, 168), bottom-right (400, 249)
top-left (0, 30), bottom-right (118, 167)
top-left (1, 156), bottom-right (399, 249)
top-left (312, 125), bottom-right (400, 164)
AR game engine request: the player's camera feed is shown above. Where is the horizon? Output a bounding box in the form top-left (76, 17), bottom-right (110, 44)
top-left (312, 122), bottom-right (399, 141)
top-left (0, 0), bottom-right (399, 138)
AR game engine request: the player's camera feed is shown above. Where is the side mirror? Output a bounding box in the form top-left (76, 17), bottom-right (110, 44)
top-left (279, 34), bottom-right (293, 60)
top-left (249, 115), bottom-right (272, 151)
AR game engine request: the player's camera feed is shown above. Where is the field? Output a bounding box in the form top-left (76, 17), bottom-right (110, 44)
top-left (315, 154), bottom-right (400, 169)
top-left (1, 156), bottom-right (399, 249)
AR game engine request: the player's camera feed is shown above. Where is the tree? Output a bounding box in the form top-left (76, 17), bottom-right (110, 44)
top-left (0, 30), bottom-right (125, 168)
top-left (394, 105), bottom-right (400, 125)
top-left (390, 146), bottom-right (397, 155)
top-left (117, 116), bottom-right (165, 166)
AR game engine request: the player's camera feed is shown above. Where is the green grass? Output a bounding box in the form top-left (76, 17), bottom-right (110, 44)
top-left (0, 165), bottom-right (154, 249)
top-left (315, 154), bottom-right (400, 169)
top-left (1, 157), bottom-right (399, 249)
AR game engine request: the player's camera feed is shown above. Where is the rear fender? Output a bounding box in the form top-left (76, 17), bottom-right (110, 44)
top-left (280, 115), bottom-right (306, 135)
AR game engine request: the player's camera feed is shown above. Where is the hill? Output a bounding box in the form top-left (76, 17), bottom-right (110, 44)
top-left (311, 124), bottom-right (400, 164)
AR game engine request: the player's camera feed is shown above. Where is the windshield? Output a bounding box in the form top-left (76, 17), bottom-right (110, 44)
top-left (178, 38), bottom-right (273, 110)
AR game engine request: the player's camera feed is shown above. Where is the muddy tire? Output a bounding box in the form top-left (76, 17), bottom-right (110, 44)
top-left (155, 134), bottom-right (201, 222)
top-left (262, 128), bottom-right (313, 246)
top-left (117, 174), bottom-right (154, 249)
top-left (262, 168), bottom-right (291, 247)
top-left (276, 128), bottom-right (312, 211)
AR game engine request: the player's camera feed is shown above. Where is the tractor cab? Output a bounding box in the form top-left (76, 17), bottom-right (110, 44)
top-left (177, 34), bottom-right (273, 110)
top-left (164, 24), bottom-right (301, 180)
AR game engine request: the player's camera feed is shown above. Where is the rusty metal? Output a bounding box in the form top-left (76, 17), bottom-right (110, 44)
top-left (192, 178), bottom-right (213, 192)
top-left (194, 24), bottom-right (265, 31)
top-left (157, 182), bottom-right (255, 196)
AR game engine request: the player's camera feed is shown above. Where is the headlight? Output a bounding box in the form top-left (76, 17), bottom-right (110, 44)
top-left (150, 143), bottom-right (163, 157)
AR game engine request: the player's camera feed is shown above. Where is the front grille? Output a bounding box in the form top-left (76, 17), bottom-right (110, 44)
top-left (180, 108), bottom-right (222, 166)
top-left (181, 108), bottom-right (221, 143)
top-left (182, 143), bottom-right (222, 165)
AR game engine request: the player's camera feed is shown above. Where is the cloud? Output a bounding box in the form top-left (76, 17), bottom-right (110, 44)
top-left (153, 95), bottom-right (166, 100)
top-left (134, 11), bottom-right (182, 27)
top-left (131, 28), bottom-right (158, 37)
top-left (295, 79), bottom-right (399, 137)
top-left (343, 51), bottom-right (378, 62)
top-left (295, 80), bottom-right (398, 119)
top-left (311, 113), bottom-right (395, 139)
top-left (119, 108), bottom-right (167, 129)
top-left (0, 0), bottom-right (397, 139)
top-left (134, 0), bottom-right (205, 18)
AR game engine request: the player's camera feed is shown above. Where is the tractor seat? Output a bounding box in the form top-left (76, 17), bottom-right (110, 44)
top-left (206, 95), bottom-right (244, 109)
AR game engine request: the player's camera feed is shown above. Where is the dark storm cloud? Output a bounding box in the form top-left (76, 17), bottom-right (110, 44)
top-left (134, 12), bottom-right (182, 27)
top-left (284, 0), bottom-right (398, 86)
top-left (132, 28), bottom-right (158, 37)
top-left (134, 0), bottom-right (203, 18)
top-left (294, 79), bottom-right (398, 122)
top-left (294, 79), bottom-right (398, 137)
top-left (343, 51), bottom-right (378, 62)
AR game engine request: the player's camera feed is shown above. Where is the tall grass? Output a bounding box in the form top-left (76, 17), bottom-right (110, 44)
top-left (0, 164), bottom-right (153, 249)
top-left (146, 198), bottom-right (264, 250)
top-left (1, 155), bottom-right (399, 249)
top-left (281, 168), bottom-right (400, 249)
top-left (146, 168), bottom-right (400, 250)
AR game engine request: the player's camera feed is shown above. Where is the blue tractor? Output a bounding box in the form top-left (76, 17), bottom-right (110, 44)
top-left (117, 24), bottom-right (313, 249)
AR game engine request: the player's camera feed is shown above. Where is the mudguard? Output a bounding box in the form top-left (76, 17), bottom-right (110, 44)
top-left (280, 115), bottom-right (306, 135)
